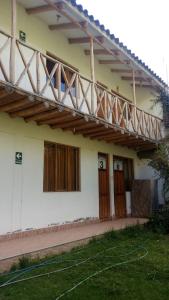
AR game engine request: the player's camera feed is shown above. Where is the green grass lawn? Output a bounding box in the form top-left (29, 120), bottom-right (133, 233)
top-left (1, 225), bottom-right (169, 300)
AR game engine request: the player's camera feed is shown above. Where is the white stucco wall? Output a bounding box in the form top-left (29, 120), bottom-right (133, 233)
top-left (0, 112), bottom-right (158, 235)
top-left (0, 1), bottom-right (164, 235)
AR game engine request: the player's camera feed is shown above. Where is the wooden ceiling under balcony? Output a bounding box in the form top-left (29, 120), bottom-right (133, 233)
top-left (0, 84), bottom-right (159, 151)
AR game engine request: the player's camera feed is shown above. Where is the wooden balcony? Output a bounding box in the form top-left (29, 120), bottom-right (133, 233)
top-left (0, 29), bottom-right (163, 150)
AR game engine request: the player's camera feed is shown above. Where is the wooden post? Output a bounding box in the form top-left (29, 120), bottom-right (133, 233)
top-left (90, 37), bottom-right (95, 114)
top-left (132, 68), bottom-right (137, 131)
top-left (10, 0), bottom-right (16, 84)
top-left (57, 63), bottom-right (61, 102)
top-left (132, 68), bottom-right (136, 105)
top-left (36, 51), bottom-right (40, 94)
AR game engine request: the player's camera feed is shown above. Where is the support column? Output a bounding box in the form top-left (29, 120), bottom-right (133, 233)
top-left (132, 68), bottom-right (136, 105)
top-left (90, 37), bottom-right (95, 114)
top-left (132, 68), bottom-right (137, 131)
top-left (10, 0), bottom-right (17, 84)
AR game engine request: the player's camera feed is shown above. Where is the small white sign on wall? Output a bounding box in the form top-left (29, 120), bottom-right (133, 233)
top-left (114, 160), bottom-right (123, 171)
top-left (98, 156), bottom-right (106, 170)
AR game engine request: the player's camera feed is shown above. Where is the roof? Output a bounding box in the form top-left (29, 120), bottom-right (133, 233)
top-left (66, 0), bottom-right (167, 88)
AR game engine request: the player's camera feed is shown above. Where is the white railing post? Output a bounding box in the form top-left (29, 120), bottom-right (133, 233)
top-left (57, 63), bottom-right (61, 102)
top-left (10, 0), bottom-right (16, 84)
top-left (90, 37), bottom-right (95, 114)
top-left (36, 51), bottom-right (40, 94)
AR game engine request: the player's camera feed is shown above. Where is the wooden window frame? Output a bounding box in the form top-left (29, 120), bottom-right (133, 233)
top-left (43, 141), bottom-right (80, 192)
top-left (46, 52), bottom-right (79, 97)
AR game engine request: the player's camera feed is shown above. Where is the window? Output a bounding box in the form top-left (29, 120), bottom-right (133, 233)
top-left (46, 52), bottom-right (78, 97)
top-left (43, 142), bottom-right (80, 192)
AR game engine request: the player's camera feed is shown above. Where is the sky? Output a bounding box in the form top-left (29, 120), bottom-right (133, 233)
top-left (76, 0), bottom-right (169, 84)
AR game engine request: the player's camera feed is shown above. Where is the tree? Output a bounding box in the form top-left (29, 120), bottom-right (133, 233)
top-left (149, 143), bottom-right (169, 204)
top-left (149, 89), bottom-right (169, 204)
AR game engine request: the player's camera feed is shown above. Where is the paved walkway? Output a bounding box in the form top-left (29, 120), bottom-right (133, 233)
top-left (0, 218), bottom-right (147, 263)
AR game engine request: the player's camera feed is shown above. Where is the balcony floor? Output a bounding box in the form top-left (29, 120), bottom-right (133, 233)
top-left (0, 84), bottom-right (158, 151)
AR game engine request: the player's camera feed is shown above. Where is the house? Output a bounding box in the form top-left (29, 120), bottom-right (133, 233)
top-left (0, 0), bottom-right (166, 237)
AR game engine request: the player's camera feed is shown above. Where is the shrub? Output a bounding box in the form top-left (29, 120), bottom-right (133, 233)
top-left (147, 207), bottom-right (169, 234)
top-left (18, 256), bottom-right (31, 269)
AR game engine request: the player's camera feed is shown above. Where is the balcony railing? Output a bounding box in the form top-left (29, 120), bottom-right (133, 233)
top-left (0, 29), bottom-right (163, 141)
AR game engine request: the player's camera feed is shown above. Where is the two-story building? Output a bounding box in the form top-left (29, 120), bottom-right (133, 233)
top-left (0, 0), bottom-right (166, 236)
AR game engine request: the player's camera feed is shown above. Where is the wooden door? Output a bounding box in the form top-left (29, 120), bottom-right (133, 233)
top-left (114, 170), bottom-right (126, 218)
top-left (98, 153), bottom-right (110, 220)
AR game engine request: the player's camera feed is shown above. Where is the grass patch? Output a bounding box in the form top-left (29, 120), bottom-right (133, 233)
top-left (0, 226), bottom-right (169, 300)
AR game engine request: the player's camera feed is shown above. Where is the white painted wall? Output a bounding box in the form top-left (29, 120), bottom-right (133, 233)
top-left (0, 112), bottom-right (158, 235)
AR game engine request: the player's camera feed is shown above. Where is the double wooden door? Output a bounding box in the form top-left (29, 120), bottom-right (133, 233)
top-left (98, 153), bottom-right (110, 220)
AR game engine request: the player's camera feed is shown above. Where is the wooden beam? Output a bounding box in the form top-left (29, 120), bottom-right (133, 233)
top-left (38, 112), bottom-right (71, 125)
top-left (136, 143), bottom-right (156, 151)
top-left (96, 131), bottom-right (121, 140)
top-left (90, 130), bottom-right (117, 139)
top-left (77, 125), bottom-right (106, 135)
top-left (0, 98), bottom-right (28, 112)
top-left (131, 83), bottom-right (159, 89)
top-left (0, 93), bottom-right (25, 104)
top-left (0, 97), bottom-right (16, 107)
top-left (51, 117), bottom-right (81, 129)
top-left (121, 76), bottom-right (150, 82)
top-left (84, 49), bottom-right (120, 56)
top-left (111, 68), bottom-right (141, 74)
top-left (74, 122), bottom-right (97, 133)
top-left (115, 138), bottom-right (146, 146)
top-left (26, 2), bottom-right (64, 15)
top-left (10, 102), bottom-right (47, 117)
top-left (99, 60), bottom-right (130, 65)
top-left (105, 134), bottom-right (132, 142)
top-left (69, 36), bottom-right (104, 44)
top-left (25, 109), bottom-right (57, 122)
top-left (83, 127), bottom-right (107, 136)
top-left (0, 90), bottom-right (8, 99)
top-left (49, 21), bottom-right (87, 31)
top-left (59, 118), bottom-right (84, 129)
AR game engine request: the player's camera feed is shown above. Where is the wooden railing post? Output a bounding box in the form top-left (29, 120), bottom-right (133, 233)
top-left (36, 51), bottom-right (40, 94)
top-left (125, 102), bottom-right (129, 129)
top-left (75, 74), bottom-right (80, 109)
top-left (132, 68), bottom-right (136, 105)
top-left (134, 106), bottom-right (137, 132)
top-left (90, 37), bottom-right (95, 114)
top-left (115, 97), bottom-right (118, 124)
top-left (132, 68), bottom-right (138, 132)
top-left (10, 0), bottom-right (16, 84)
top-left (57, 63), bottom-right (61, 102)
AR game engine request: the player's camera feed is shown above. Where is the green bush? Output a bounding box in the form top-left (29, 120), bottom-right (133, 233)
top-left (147, 207), bottom-right (169, 234)
top-left (18, 256), bottom-right (31, 269)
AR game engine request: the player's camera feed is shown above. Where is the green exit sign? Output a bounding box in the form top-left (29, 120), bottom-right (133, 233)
top-left (15, 152), bottom-right (23, 165)
top-left (19, 30), bottom-right (26, 42)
